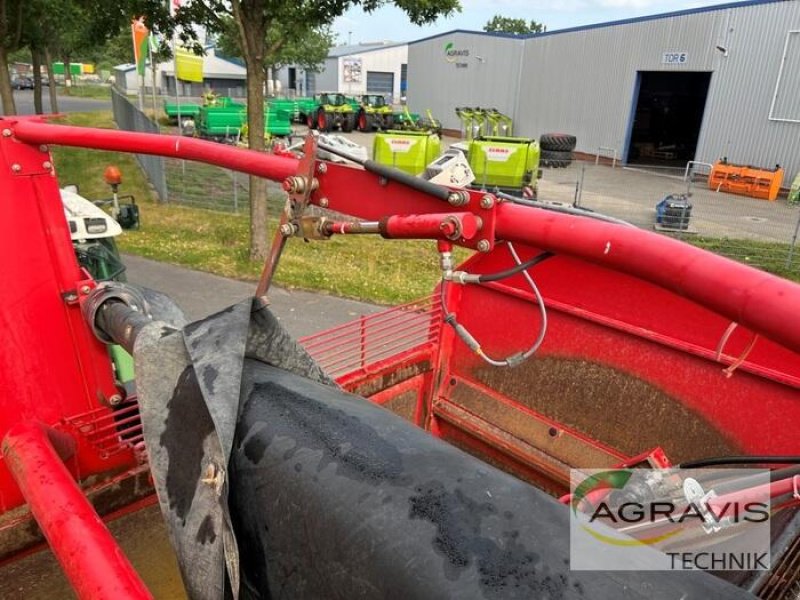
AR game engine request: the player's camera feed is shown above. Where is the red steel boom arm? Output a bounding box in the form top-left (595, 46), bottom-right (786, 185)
top-left (10, 118), bottom-right (800, 354)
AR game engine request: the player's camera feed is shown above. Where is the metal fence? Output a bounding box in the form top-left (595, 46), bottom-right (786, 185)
top-left (535, 159), bottom-right (800, 276)
top-left (111, 87), bottom-right (168, 201)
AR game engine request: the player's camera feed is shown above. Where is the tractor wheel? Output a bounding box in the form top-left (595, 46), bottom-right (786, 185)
top-left (317, 110), bottom-right (331, 133)
top-left (342, 113), bottom-right (356, 133)
top-left (357, 111), bottom-right (370, 132)
top-left (384, 114), bottom-right (395, 130)
top-left (540, 150), bottom-right (574, 168)
top-left (306, 113), bottom-right (316, 130)
top-left (539, 133), bottom-right (577, 152)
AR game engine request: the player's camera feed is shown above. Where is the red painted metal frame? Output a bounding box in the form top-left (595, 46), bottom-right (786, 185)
top-left (2, 422), bottom-right (152, 600)
top-left (3, 118), bottom-right (800, 593)
top-left (12, 118), bottom-right (800, 353)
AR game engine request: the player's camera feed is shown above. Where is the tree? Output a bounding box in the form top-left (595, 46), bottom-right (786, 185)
top-left (174, 0), bottom-right (460, 262)
top-left (217, 16), bottom-right (334, 90)
top-left (483, 15), bottom-right (545, 35)
top-left (0, 0), bottom-right (26, 114)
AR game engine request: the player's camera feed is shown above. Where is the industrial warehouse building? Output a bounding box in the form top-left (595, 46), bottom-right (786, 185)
top-left (408, 0), bottom-right (800, 178)
top-left (276, 41), bottom-right (408, 100)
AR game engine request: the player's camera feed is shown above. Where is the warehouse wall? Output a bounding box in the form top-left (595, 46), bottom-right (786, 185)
top-left (408, 1), bottom-right (800, 180)
top-left (337, 45), bottom-right (408, 100)
top-left (313, 58), bottom-right (340, 93)
top-left (695, 1), bottom-right (800, 179)
top-left (408, 32), bottom-right (525, 132)
top-left (516, 10), bottom-right (723, 159)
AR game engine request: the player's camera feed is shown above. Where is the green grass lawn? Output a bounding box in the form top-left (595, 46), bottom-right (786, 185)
top-left (50, 111), bottom-right (460, 304)
top-left (62, 85), bottom-right (112, 99)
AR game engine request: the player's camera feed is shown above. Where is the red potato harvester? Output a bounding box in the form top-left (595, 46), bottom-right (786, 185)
top-left (0, 116), bottom-right (798, 599)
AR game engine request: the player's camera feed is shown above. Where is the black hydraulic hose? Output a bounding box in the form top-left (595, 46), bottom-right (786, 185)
top-left (317, 141), bottom-right (452, 202)
top-left (680, 456), bottom-right (800, 469)
top-left (95, 301), bottom-right (154, 354)
top-left (709, 465), bottom-right (800, 497)
top-left (477, 251), bottom-right (554, 283)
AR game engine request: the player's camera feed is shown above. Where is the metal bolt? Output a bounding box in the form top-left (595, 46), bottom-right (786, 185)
top-left (11, 164), bottom-right (21, 173)
top-left (2, 129), bottom-right (11, 137)
top-left (319, 197), bottom-right (329, 208)
top-left (279, 223), bottom-right (295, 236)
top-left (480, 195), bottom-right (494, 209)
top-left (477, 239), bottom-right (491, 253)
top-left (42, 161), bottom-right (52, 170)
top-left (39, 144), bottom-right (49, 152)
top-left (108, 394), bottom-right (123, 406)
top-left (80, 285), bottom-right (91, 295)
top-left (317, 163), bottom-right (327, 174)
top-left (447, 191), bottom-right (469, 207)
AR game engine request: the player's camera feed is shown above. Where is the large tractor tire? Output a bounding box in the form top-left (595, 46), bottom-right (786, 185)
top-left (317, 110), bottom-right (331, 133)
top-left (384, 114), bottom-right (395, 130)
top-left (305, 113), bottom-right (316, 130)
top-left (342, 113), bottom-right (356, 133)
top-left (357, 110), bottom-right (370, 132)
top-left (541, 149), bottom-right (574, 168)
top-left (539, 133), bottom-right (577, 152)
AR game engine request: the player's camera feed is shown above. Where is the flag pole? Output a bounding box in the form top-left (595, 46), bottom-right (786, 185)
top-left (149, 35), bottom-right (158, 121)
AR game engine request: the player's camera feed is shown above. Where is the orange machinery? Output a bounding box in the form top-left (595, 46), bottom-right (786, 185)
top-left (708, 161), bottom-right (784, 201)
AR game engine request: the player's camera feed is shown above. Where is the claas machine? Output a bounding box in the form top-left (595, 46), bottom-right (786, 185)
top-left (1, 115), bottom-right (799, 599)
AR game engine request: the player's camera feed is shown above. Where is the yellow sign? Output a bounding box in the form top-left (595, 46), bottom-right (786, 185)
top-left (175, 48), bottom-right (203, 82)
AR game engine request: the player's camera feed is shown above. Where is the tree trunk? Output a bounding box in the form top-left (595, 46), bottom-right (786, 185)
top-left (246, 60), bottom-right (268, 261)
top-left (0, 46), bottom-right (17, 115)
top-left (63, 54), bottom-right (72, 91)
top-left (44, 47), bottom-right (58, 113)
top-left (32, 48), bottom-right (43, 114)
top-left (232, 0), bottom-right (269, 262)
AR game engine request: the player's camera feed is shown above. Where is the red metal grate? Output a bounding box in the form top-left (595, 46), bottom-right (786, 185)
top-left (65, 296), bottom-right (442, 456)
top-left (63, 399), bottom-right (145, 460)
top-left (299, 294), bottom-right (442, 380)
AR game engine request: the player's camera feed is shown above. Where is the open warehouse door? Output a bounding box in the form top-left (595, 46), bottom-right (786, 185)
top-left (626, 71), bottom-right (712, 165)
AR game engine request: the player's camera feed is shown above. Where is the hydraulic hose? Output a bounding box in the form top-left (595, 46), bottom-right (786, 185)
top-left (442, 243), bottom-right (551, 367)
top-left (679, 456), bottom-right (800, 469)
top-left (496, 192), bottom-right (636, 227)
top-left (477, 251), bottom-right (553, 283)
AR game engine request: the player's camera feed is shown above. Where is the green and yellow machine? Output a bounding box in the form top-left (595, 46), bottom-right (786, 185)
top-left (356, 95), bottom-right (395, 131)
top-left (373, 130), bottom-right (442, 176)
top-left (467, 135), bottom-right (541, 195)
top-left (300, 93), bottom-right (357, 132)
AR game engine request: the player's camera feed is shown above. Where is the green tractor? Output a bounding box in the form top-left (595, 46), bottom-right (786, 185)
top-left (356, 94), bottom-right (395, 131)
top-left (306, 92), bottom-right (356, 133)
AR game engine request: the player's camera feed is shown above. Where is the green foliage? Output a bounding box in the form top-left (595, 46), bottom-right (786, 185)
top-left (483, 14), bottom-right (546, 35)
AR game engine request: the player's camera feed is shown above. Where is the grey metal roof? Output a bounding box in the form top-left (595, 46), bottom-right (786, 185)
top-left (327, 41), bottom-right (406, 57)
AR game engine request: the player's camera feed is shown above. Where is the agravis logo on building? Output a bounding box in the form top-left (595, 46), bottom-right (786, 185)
top-left (444, 42), bottom-right (469, 63)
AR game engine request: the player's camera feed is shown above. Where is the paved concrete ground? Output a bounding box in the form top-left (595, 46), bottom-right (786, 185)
top-left (539, 161), bottom-right (800, 244)
top-left (0, 258), bottom-right (382, 599)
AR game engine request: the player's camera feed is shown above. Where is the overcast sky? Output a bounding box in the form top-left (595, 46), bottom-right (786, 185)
top-left (332, 0), bottom-right (738, 45)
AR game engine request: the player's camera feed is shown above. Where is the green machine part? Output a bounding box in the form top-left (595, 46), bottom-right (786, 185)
top-left (197, 99), bottom-right (247, 137)
top-left (468, 136), bottom-right (541, 191)
top-left (373, 130), bottom-right (442, 176)
top-left (72, 235), bottom-right (136, 388)
top-left (264, 103), bottom-right (294, 136)
top-left (163, 101), bottom-right (201, 122)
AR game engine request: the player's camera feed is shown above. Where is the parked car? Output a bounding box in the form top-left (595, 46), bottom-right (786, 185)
top-left (12, 76), bottom-right (34, 90)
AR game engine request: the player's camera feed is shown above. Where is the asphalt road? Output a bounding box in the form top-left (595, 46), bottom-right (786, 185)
top-left (123, 253), bottom-right (382, 336)
top-left (6, 88), bottom-right (111, 115)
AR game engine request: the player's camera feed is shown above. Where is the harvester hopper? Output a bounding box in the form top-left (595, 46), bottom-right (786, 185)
top-left (0, 117), bottom-right (798, 599)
